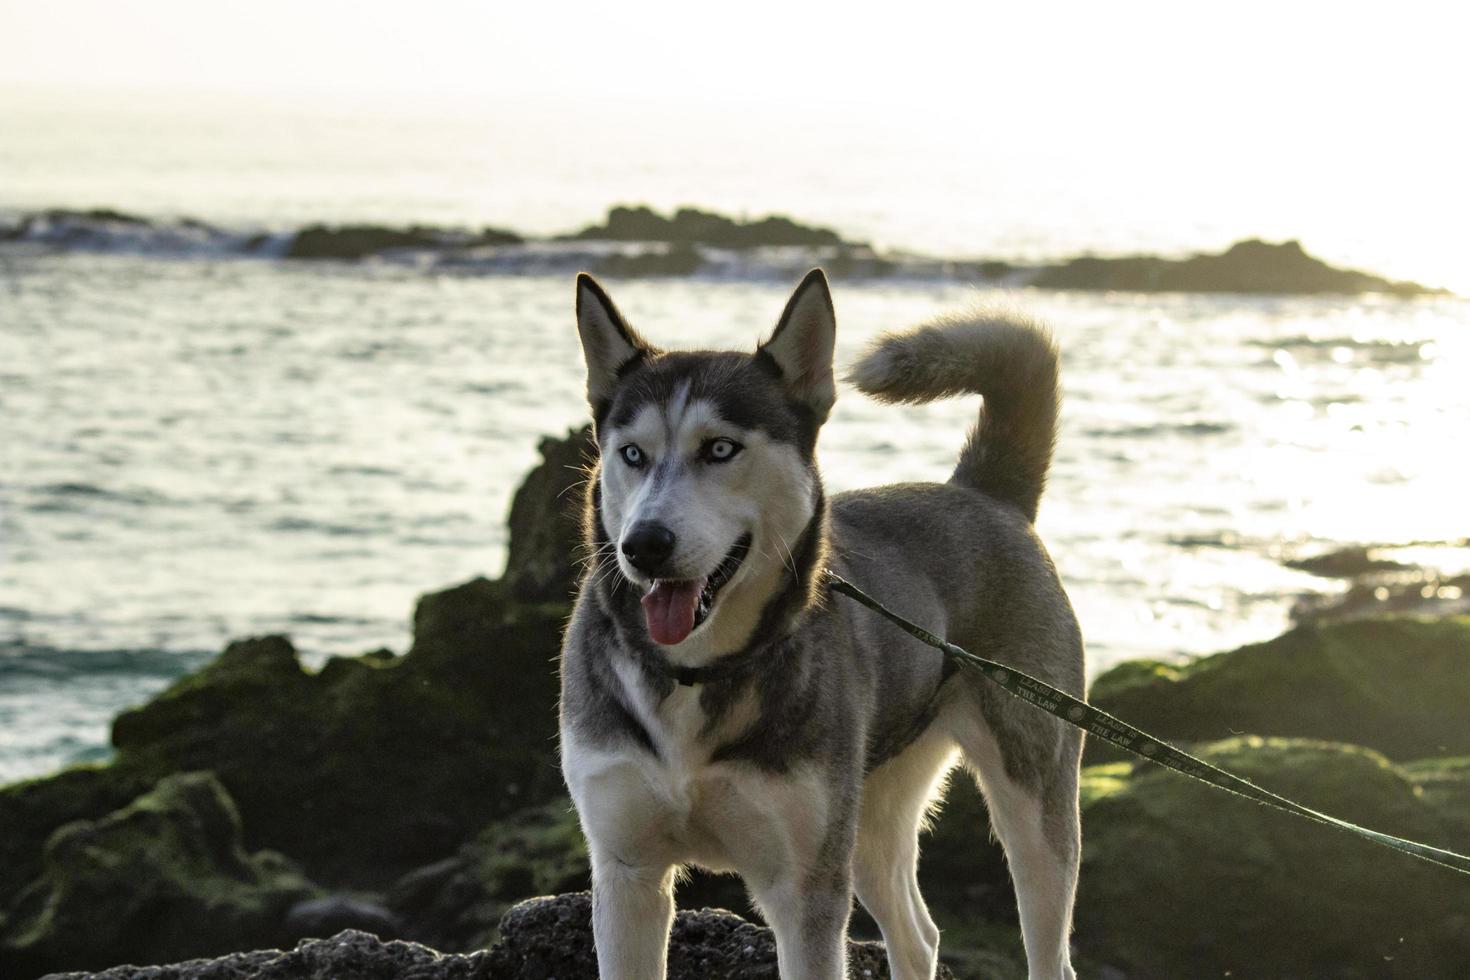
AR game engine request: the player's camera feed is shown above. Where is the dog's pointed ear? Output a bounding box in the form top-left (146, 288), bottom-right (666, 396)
top-left (759, 268), bottom-right (836, 419)
top-left (576, 273), bottom-right (653, 409)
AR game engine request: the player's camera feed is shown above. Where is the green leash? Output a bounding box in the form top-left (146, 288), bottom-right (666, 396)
top-left (827, 572), bottom-right (1470, 877)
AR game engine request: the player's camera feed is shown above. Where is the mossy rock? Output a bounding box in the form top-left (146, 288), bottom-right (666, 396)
top-left (571, 205), bottom-right (848, 249)
top-left (0, 772), bottom-right (316, 977)
top-left (1076, 737), bottom-right (1470, 978)
top-left (1031, 238), bottom-right (1437, 295)
top-left (285, 223), bottom-right (520, 260)
top-left (389, 800), bottom-right (591, 952)
top-left (502, 426), bottom-right (593, 603)
top-left (1088, 616), bottom-right (1470, 761)
top-left (0, 765), bottom-right (152, 914)
top-left (0, 579), bottom-right (567, 903)
top-left (109, 580), bottom-right (567, 887)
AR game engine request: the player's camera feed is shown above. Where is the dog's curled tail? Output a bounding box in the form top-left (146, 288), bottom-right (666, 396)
top-left (848, 310), bottom-right (1059, 523)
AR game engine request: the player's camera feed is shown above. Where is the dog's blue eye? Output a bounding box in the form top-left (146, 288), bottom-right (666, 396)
top-left (704, 438), bottom-right (742, 463)
top-left (619, 444), bottom-right (645, 468)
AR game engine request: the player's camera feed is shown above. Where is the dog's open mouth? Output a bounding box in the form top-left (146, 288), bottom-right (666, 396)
top-left (640, 533), bottom-right (752, 646)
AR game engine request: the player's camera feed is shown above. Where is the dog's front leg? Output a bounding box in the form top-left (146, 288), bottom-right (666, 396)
top-left (752, 869), bottom-right (853, 980)
top-left (590, 851), bottom-right (676, 980)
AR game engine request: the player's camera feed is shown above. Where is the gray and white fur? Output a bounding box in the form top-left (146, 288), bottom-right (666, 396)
top-left (559, 270), bottom-right (1083, 980)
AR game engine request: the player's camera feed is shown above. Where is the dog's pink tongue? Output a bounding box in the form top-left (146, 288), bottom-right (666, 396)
top-left (641, 580), bottom-right (703, 646)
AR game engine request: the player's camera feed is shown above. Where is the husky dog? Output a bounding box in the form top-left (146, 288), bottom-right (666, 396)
top-left (559, 269), bottom-right (1083, 980)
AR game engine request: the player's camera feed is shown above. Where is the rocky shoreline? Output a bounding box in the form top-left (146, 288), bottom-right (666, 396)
top-left (43, 896), bottom-right (953, 980)
top-left (0, 205), bottom-right (1448, 295)
top-left (3, 429), bottom-right (1468, 978)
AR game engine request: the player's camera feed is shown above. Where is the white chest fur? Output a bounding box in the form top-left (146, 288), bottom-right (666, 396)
top-left (563, 659), bottom-right (831, 889)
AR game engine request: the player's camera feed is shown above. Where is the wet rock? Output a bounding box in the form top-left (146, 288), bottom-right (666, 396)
top-left (1284, 545), bottom-right (1411, 577)
top-left (286, 224), bottom-right (441, 259)
top-left (26, 208), bottom-right (156, 229)
top-left (822, 246), bottom-right (898, 280)
top-left (286, 224), bottom-right (520, 260)
top-left (112, 585), bottom-right (565, 887)
top-left (0, 585), bottom-right (566, 903)
top-left (571, 205), bottom-right (849, 249)
top-left (1088, 616), bottom-right (1470, 760)
top-left (501, 426), bottom-right (593, 602)
top-left (597, 242), bottom-right (706, 277)
top-left (1031, 238), bottom-right (1439, 295)
top-left (1076, 737), bottom-right (1470, 978)
top-left (1291, 569), bottom-right (1470, 625)
top-left (0, 773), bottom-right (316, 977)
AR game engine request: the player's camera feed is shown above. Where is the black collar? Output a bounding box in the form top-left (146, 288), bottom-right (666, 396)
top-left (650, 645), bottom-right (767, 687)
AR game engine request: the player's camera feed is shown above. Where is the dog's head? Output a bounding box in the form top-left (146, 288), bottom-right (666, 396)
top-left (575, 270), bottom-right (835, 655)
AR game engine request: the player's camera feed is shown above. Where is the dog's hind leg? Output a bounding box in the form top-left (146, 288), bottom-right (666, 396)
top-left (590, 852), bottom-right (676, 980)
top-left (853, 731), bottom-right (957, 980)
top-left (947, 702), bottom-right (1081, 980)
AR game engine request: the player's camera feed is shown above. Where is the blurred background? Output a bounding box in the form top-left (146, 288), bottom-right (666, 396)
top-left (3, 2), bottom-right (1470, 977)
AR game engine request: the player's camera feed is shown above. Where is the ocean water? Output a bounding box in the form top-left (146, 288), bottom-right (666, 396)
top-left (2, 89), bottom-right (1467, 784)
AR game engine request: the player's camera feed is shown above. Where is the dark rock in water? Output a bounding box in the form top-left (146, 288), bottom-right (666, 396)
top-left (285, 224), bottom-right (521, 260)
top-left (822, 245), bottom-right (898, 280)
top-left (597, 242), bottom-right (706, 277)
top-left (1292, 569), bottom-right (1470, 625)
top-left (0, 773), bottom-right (316, 977)
top-left (1076, 737), bottom-right (1470, 978)
top-left (282, 896), bottom-right (402, 942)
top-left (28, 208), bottom-right (155, 229)
top-left (1031, 238), bottom-right (1439, 295)
top-left (1284, 544), bottom-right (1411, 577)
top-left (286, 224), bottom-right (441, 259)
top-left (1088, 616), bottom-right (1470, 760)
top-left (571, 205), bottom-right (849, 249)
top-left (502, 427), bottom-right (592, 603)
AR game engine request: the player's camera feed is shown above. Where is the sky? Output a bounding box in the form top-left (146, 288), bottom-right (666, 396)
top-left (2, 2), bottom-right (1464, 125)
top-left (2, 1), bottom-right (1466, 286)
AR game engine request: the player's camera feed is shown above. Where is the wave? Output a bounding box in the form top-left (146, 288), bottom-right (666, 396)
top-left (1, 206), bottom-right (1447, 295)
top-left (1248, 335), bottom-right (1431, 362)
top-left (0, 640), bottom-right (206, 681)
top-left (30, 481), bottom-right (170, 507)
top-left (1082, 421), bottom-right (1235, 439)
top-left (1, 208), bottom-right (293, 258)
top-left (0, 208), bottom-right (984, 283)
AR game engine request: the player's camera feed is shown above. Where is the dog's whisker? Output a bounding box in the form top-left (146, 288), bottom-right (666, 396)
top-left (771, 529), bottom-right (798, 576)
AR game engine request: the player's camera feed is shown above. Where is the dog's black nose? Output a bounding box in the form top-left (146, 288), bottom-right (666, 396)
top-left (622, 522), bottom-right (676, 574)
